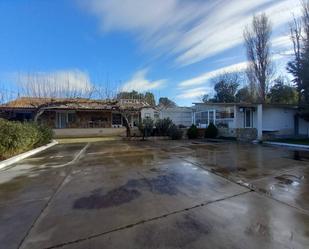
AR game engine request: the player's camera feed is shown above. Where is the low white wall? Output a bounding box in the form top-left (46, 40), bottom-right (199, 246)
top-left (54, 128), bottom-right (127, 138)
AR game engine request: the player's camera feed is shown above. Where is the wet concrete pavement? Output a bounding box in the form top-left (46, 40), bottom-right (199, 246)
top-left (0, 140), bottom-right (308, 249)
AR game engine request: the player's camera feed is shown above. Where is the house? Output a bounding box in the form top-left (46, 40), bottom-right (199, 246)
top-left (193, 102), bottom-right (309, 140)
top-left (0, 97), bottom-right (152, 137)
top-left (159, 107), bottom-right (193, 127)
top-left (140, 107), bottom-right (160, 121)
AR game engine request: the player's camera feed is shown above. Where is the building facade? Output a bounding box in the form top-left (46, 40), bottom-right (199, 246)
top-left (192, 103), bottom-right (309, 140)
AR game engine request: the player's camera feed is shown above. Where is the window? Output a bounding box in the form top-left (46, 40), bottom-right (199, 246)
top-left (91, 116), bottom-right (108, 122)
top-left (145, 113), bottom-right (151, 118)
top-left (68, 113), bottom-right (76, 123)
top-left (245, 109), bottom-right (251, 128)
top-left (195, 111), bottom-right (209, 126)
top-left (112, 114), bottom-right (122, 125)
top-left (216, 109), bottom-right (234, 119)
top-left (209, 111), bottom-right (214, 124)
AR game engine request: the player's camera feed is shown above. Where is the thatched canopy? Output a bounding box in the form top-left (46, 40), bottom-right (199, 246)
top-left (0, 97), bottom-right (151, 111)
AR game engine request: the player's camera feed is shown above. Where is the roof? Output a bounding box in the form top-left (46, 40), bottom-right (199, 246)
top-left (159, 106), bottom-right (193, 112)
top-left (0, 97), bottom-right (151, 111)
top-left (193, 102), bottom-right (300, 109)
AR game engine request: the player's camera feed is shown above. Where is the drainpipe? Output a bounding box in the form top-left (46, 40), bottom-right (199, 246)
top-left (257, 104), bottom-right (263, 140)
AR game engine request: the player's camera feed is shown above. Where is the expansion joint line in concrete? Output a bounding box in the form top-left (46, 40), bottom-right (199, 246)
top-left (179, 157), bottom-right (309, 215)
top-left (43, 191), bottom-right (250, 249)
top-left (18, 143), bottom-right (91, 249)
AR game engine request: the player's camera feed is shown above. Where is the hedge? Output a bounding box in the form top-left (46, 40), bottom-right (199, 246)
top-left (0, 119), bottom-right (53, 160)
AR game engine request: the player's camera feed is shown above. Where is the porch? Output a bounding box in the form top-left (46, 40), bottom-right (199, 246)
top-left (39, 110), bottom-right (140, 129)
top-left (193, 104), bottom-right (261, 140)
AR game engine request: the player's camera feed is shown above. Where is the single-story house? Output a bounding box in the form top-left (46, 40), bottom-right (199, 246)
top-left (141, 107), bottom-right (160, 121)
top-left (193, 102), bottom-right (309, 140)
top-left (0, 97), bottom-right (153, 137)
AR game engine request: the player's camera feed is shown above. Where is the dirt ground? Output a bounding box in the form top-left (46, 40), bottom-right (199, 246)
top-left (0, 139), bottom-right (309, 249)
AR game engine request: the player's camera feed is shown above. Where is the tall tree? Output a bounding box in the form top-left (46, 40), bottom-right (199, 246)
top-left (212, 73), bottom-right (240, 103)
top-left (287, 16), bottom-right (303, 104)
top-left (144, 92), bottom-right (156, 106)
top-left (244, 13), bottom-right (273, 103)
top-left (158, 97), bottom-right (177, 108)
top-left (267, 77), bottom-right (298, 104)
top-left (235, 86), bottom-right (254, 103)
top-left (287, 1), bottom-right (309, 104)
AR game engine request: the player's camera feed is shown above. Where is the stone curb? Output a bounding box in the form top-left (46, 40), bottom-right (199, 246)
top-left (264, 141), bottom-right (309, 150)
top-left (0, 140), bottom-right (58, 170)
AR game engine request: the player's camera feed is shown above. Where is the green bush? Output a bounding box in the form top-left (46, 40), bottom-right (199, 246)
top-left (0, 119), bottom-right (53, 159)
top-left (205, 123), bottom-right (218, 138)
top-left (155, 118), bottom-right (173, 136)
top-left (168, 124), bottom-right (183, 140)
top-left (187, 124), bottom-right (198, 139)
top-left (138, 118), bottom-right (154, 140)
top-left (36, 124), bottom-right (54, 146)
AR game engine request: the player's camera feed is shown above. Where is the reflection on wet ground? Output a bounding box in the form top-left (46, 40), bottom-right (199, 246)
top-left (0, 139), bottom-right (308, 249)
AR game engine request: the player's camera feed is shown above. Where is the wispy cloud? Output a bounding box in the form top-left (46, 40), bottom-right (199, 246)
top-left (177, 87), bottom-right (212, 100)
top-left (178, 62), bottom-right (247, 89)
top-left (82, 0), bottom-right (302, 67)
top-left (122, 69), bottom-right (166, 92)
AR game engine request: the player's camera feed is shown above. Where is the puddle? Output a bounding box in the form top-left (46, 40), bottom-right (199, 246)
top-left (286, 151), bottom-right (309, 161)
top-left (73, 187), bottom-right (141, 209)
top-left (73, 171), bottom-right (202, 210)
top-left (275, 174), bottom-right (303, 186)
top-left (176, 214), bottom-right (211, 235)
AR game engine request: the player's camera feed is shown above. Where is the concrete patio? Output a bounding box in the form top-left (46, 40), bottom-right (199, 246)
top-left (0, 140), bottom-right (308, 249)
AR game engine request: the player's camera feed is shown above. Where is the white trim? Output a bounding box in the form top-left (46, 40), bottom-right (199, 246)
top-left (264, 141), bottom-right (309, 150)
top-left (0, 140), bottom-right (58, 170)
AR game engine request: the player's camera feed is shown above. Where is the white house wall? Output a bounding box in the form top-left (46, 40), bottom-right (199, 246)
top-left (160, 107), bottom-right (192, 127)
top-left (235, 107), bottom-right (258, 129)
top-left (141, 108), bottom-right (157, 120)
top-left (299, 118), bottom-right (309, 136)
top-left (262, 107), bottom-right (296, 135)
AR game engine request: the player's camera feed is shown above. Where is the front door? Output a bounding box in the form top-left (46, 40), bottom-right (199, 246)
top-left (56, 113), bottom-right (67, 128)
top-left (245, 109), bottom-right (252, 128)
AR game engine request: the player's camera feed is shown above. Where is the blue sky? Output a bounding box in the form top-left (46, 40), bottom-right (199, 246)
top-left (0, 0), bottom-right (303, 106)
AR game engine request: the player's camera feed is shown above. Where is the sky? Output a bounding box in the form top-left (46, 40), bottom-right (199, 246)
top-left (0, 0), bottom-right (304, 106)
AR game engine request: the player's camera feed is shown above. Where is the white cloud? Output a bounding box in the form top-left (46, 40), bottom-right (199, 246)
top-left (122, 69), bottom-right (166, 92)
top-left (82, 0), bottom-right (302, 66)
top-left (177, 87), bottom-right (212, 100)
top-left (178, 62), bottom-right (247, 88)
top-left (16, 70), bottom-right (94, 97)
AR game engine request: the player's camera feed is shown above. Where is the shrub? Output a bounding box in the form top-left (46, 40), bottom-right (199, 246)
top-left (168, 124), bottom-right (183, 140)
top-left (138, 118), bottom-right (154, 140)
top-left (187, 124), bottom-right (198, 139)
top-left (0, 119), bottom-right (53, 159)
top-left (205, 122), bottom-right (218, 138)
top-left (155, 118), bottom-right (173, 136)
top-left (36, 124), bottom-right (54, 146)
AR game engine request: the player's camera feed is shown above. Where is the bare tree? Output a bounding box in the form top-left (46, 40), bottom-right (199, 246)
top-left (244, 13), bottom-right (273, 103)
top-left (17, 72), bottom-right (95, 99)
